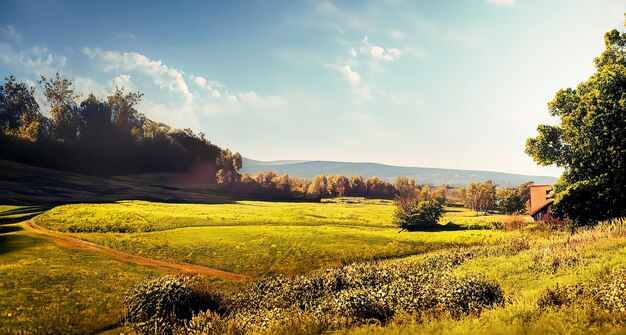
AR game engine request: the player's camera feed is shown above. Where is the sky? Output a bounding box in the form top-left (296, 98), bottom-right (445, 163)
top-left (1, 0), bottom-right (625, 177)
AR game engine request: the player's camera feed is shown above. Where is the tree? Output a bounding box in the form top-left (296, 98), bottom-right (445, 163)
top-left (0, 76), bottom-right (44, 141)
top-left (393, 180), bottom-right (445, 231)
top-left (216, 149), bottom-right (243, 184)
top-left (39, 72), bottom-right (81, 143)
top-left (107, 87), bottom-right (143, 134)
top-left (526, 18), bottom-right (626, 226)
top-left (349, 175), bottom-right (366, 196)
top-left (78, 94), bottom-right (113, 142)
top-left (394, 177), bottom-right (420, 214)
top-left (307, 174), bottom-right (329, 198)
top-left (327, 174), bottom-right (350, 196)
top-left (464, 181), bottom-right (496, 214)
top-left (496, 188), bottom-right (524, 214)
top-left (272, 174), bottom-right (291, 192)
top-left (255, 170), bottom-right (277, 186)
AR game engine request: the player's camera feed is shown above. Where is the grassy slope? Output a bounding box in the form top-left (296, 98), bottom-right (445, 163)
top-left (0, 207), bottom-right (226, 335)
top-left (343, 227), bottom-right (626, 335)
top-left (11, 199), bottom-right (626, 334)
top-left (34, 200), bottom-right (505, 277)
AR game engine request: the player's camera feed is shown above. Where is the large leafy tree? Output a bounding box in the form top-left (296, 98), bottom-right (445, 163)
top-left (525, 17), bottom-right (626, 226)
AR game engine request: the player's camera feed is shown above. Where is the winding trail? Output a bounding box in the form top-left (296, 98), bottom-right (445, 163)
top-left (23, 220), bottom-right (249, 282)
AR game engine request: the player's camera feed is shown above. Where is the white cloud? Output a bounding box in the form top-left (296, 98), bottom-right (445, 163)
top-left (74, 77), bottom-right (108, 97)
top-left (111, 74), bottom-right (135, 91)
top-left (0, 42), bottom-right (66, 76)
top-left (0, 25), bottom-right (21, 42)
top-left (359, 36), bottom-right (402, 61)
top-left (335, 65), bottom-right (361, 87)
top-left (332, 64), bottom-right (371, 101)
top-left (486, 0), bottom-right (514, 5)
top-left (82, 47), bottom-right (194, 106)
top-left (350, 48), bottom-right (357, 58)
top-left (191, 75), bottom-right (223, 98)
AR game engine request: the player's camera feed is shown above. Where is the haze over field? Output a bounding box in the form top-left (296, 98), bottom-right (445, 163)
top-left (1, 0), bottom-right (624, 177)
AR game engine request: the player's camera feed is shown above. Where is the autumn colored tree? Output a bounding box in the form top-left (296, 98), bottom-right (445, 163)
top-left (307, 174), bottom-right (329, 198)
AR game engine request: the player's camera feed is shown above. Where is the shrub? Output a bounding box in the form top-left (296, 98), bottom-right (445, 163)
top-left (438, 274), bottom-right (505, 317)
top-left (530, 247), bottom-right (581, 274)
top-left (130, 261), bottom-right (506, 334)
top-left (395, 200), bottom-right (445, 231)
top-left (502, 215), bottom-right (526, 231)
top-left (597, 269), bottom-right (626, 312)
top-left (125, 275), bottom-right (225, 335)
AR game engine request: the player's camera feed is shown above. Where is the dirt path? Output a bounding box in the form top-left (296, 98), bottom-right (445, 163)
top-left (23, 220), bottom-right (249, 282)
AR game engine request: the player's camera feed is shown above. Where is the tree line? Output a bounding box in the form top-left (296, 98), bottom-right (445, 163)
top-left (453, 181), bottom-right (532, 215)
top-left (240, 170), bottom-right (534, 215)
top-left (239, 170), bottom-right (397, 199)
top-left (0, 74), bottom-right (241, 179)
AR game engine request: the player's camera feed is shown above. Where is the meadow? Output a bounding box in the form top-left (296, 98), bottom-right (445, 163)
top-left (33, 199), bottom-right (506, 277)
top-left (0, 206), bottom-right (164, 334)
top-left (2, 198), bottom-right (626, 334)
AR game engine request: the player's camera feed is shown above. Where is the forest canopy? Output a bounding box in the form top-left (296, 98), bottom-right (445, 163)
top-left (0, 73), bottom-right (241, 180)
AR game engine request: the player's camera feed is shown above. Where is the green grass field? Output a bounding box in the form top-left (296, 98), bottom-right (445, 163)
top-left (33, 200), bottom-right (506, 277)
top-left (4, 198), bottom-right (626, 334)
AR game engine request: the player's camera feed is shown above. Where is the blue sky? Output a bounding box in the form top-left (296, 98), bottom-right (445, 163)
top-left (1, 0), bottom-right (624, 176)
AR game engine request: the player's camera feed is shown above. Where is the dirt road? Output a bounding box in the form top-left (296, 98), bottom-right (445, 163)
top-left (23, 220), bottom-right (249, 282)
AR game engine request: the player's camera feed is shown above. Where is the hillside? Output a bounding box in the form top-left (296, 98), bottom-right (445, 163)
top-left (0, 159), bottom-right (236, 205)
top-left (241, 158), bottom-right (558, 186)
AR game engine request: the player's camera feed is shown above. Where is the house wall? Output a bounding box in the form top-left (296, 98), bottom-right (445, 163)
top-left (528, 185), bottom-right (553, 214)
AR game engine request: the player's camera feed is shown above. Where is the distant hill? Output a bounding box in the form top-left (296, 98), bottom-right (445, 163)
top-left (241, 158), bottom-right (558, 187)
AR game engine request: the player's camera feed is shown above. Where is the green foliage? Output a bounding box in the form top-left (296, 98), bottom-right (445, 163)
top-left (463, 181), bottom-right (496, 214)
top-left (0, 74), bottom-right (236, 177)
top-left (125, 275), bottom-right (224, 335)
top-left (396, 200), bottom-right (445, 231)
top-left (496, 182), bottom-right (532, 215)
top-left (393, 177), bottom-right (447, 230)
top-left (525, 18), bottom-right (626, 226)
top-left (0, 75), bottom-right (45, 141)
top-left (8, 201), bottom-right (626, 334)
top-left (144, 259), bottom-right (504, 334)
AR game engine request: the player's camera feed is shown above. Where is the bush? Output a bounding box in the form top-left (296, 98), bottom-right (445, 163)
top-left (502, 215), bottom-right (526, 231)
top-left (438, 274), bottom-right (505, 317)
top-left (536, 268), bottom-right (626, 314)
top-left (130, 260), bottom-right (506, 334)
top-left (597, 269), bottom-right (626, 312)
top-left (395, 200), bottom-right (445, 231)
top-left (125, 275), bottom-right (225, 335)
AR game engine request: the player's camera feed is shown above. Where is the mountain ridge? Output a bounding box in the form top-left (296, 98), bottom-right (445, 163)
top-left (241, 158), bottom-right (558, 187)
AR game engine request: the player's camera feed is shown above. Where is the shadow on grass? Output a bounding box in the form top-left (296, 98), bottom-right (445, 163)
top-left (0, 205), bottom-right (53, 217)
top-left (0, 233), bottom-right (45, 255)
top-left (0, 213), bottom-right (44, 225)
top-left (405, 221), bottom-right (465, 232)
top-left (0, 225), bottom-right (23, 234)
